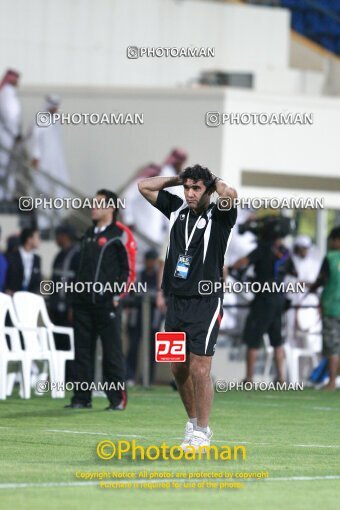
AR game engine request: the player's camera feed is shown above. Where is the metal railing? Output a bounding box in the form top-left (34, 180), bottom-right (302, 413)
top-left (0, 138), bottom-right (147, 238)
top-left (0, 139), bottom-right (90, 232)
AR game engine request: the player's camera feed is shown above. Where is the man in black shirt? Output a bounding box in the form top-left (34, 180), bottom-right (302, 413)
top-left (49, 225), bottom-right (80, 327)
top-left (232, 238), bottom-right (296, 383)
top-left (49, 225), bottom-right (80, 382)
top-left (65, 189), bottom-right (129, 410)
top-left (5, 228), bottom-right (41, 294)
top-left (138, 164), bottom-right (237, 451)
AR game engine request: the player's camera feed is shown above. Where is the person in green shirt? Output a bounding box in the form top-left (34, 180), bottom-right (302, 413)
top-left (310, 227), bottom-right (340, 390)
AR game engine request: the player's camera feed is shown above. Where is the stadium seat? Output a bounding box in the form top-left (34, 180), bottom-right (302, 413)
top-left (13, 292), bottom-right (74, 398)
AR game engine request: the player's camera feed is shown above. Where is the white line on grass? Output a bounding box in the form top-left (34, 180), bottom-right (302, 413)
top-left (263, 476), bottom-right (340, 482)
top-left (45, 429), bottom-right (340, 449)
top-left (46, 429), bottom-right (141, 438)
top-left (263, 395), bottom-right (318, 401)
top-left (47, 429), bottom-right (248, 443)
top-left (196, 439), bottom-right (340, 448)
top-left (0, 482), bottom-right (98, 489)
top-left (45, 430), bottom-right (273, 447)
top-left (1, 475), bottom-right (340, 489)
top-left (247, 403), bottom-right (340, 412)
top-left (293, 444), bottom-right (340, 449)
top-left (312, 406), bottom-right (340, 411)
top-left (172, 437), bottom-right (340, 449)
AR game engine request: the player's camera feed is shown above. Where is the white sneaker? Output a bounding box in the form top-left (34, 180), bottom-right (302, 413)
top-left (180, 421), bottom-right (194, 450)
top-left (190, 427), bottom-right (213, 452)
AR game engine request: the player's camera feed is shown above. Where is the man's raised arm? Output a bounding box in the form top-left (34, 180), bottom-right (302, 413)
top-left (138, 175), bottom-right (182, 205)
top-left (211, 174), bottom-right (238, 204)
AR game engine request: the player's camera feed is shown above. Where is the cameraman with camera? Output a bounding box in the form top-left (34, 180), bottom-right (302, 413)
top-left (230, 217), bottom-right (296, 384)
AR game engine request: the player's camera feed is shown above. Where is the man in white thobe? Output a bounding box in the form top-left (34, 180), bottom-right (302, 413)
top-left (160, 148), bottom-right (187, 200)
top-left (0, 69), bottom-right (21, 199)
top-left (122, 164), bottom-right (164, 272)
top-left (30, 95), bottom-right (70, 230)
top-left (285, 235), bottom-right (322, 347)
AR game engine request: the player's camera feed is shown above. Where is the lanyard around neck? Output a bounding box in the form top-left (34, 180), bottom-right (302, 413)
top-left (184, 210), bottom-right (202, 254)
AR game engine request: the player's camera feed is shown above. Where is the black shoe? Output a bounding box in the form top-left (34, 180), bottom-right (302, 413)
top-left (105, 396), bottom-right (127, 411)
top-left (105, 402), bottom-right (126, 411)
top-left (64, 402), bottom-right (92, 409)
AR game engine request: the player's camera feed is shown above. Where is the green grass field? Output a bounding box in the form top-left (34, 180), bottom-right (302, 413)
top-left (0, 387), bottom-right (339, 510)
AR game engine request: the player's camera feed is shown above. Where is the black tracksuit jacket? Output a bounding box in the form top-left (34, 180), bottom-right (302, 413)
top-left (73, 222), bottom-right (129, 306)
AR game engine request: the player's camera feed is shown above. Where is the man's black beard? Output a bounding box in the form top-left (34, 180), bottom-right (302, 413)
top-left (191, 200), bottom-right (210, 215)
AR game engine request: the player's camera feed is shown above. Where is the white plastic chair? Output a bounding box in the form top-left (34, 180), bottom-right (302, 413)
top-left (262, 334), bottom-right (291, 381)
top-left (0, 292), bottom-right (52, 399)
top-left (285, 294), bottom-right (321, 384)
top-left (0, 293), bottom-right (26, 399)
top-left (13, 291), bottom-right (74, 398)
top-left (262, 334), bottom-right (274, 380)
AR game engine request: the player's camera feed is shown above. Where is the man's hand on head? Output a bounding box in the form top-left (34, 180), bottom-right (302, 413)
top-left (174, 174), bottom-right (184, 186)
top-left (138, 175), bottom-right (183, 205)
top-left (210, 174), bottom-right (221, 194)
top-left (209, 173), bottom-right (238, 205)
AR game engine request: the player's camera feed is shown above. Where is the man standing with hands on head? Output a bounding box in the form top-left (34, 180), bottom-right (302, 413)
top-left (138, 164), bottom-right (237, 450)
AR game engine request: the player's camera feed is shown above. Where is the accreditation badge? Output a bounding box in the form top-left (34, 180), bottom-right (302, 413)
top-left (174, 254), bottom-right (192, 279)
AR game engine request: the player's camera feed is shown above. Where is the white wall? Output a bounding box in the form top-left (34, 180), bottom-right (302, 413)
top-left (221, 88), bottom-right (340, 209)
top-left (19, 85), bottom-right (340, 211)
top-left (0, 0), bottom-right (290, 87)
top-left (254, 69), bottom-right (325, 96)
top-left (289, 33), bottom-right (340, 97)
top-left (20, 85), bottom-right (225, 194)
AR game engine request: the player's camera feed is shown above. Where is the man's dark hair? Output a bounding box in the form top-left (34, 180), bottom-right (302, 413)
top-left (96, 189), bottom-right (119, 221)
top-left (20, 227), bottom-right (37, 246)
top-left (329, 226), bottom-right (340, 240)
top-left (180, 164), bottom-right (215, 193)
top-left (6, 235), bottom-right (20, 255)
top-left (55, 224), bottom-right (77, 240)
top-left (145, 249), bottom-right (159, 260)
top-left (96, 189), bottom-right (118, 206)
